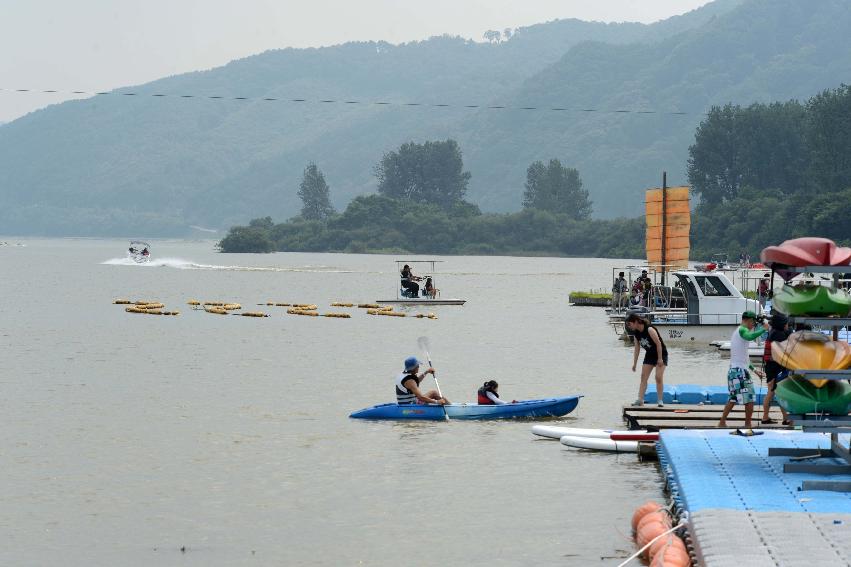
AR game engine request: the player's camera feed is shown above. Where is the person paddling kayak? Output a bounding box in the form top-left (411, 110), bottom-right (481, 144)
top-left (396, 356), bottom-right (450, 405)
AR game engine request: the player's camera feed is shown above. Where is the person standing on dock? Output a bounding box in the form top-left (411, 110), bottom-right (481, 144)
top-left (718, 311), bottom-right (767, 429)
top-left (760, 313), bottom-right (791, 426)
top-left (757, 277), bottom-right (770, 308)
top-left (626, 313), bottom-right (668, 407)
top-left (612, 272), bottom-right (628, 310)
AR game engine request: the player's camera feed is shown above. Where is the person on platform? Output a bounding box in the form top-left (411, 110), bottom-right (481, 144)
top-left (395, 356), bottom-right (449, 405)
top-left (760, 312), bottom-right (792, 426)
top-left (424, 277), bottom-right (439, 299)
top-left (718, 311), bottom-right (768, 432)
top-left (612, 272), bottom-right (628, 310)
top-left (757, 277), bottom-right (770, 308)
top-left (400, 264), bottom-right (421, 297)
top-left (626, 313), bottom-right (668, 407)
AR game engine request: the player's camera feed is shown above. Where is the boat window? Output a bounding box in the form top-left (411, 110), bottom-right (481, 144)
top-left (694, 275), bottom-right (732, 297)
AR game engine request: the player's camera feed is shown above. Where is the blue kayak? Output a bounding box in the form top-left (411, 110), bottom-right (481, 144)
top-left (349, 396), bottom-right (582, 420)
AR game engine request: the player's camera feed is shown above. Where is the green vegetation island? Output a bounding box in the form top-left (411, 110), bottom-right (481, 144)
top-left (220, 85), bottom-right (851, 258)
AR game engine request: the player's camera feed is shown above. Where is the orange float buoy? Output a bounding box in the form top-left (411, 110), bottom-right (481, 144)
top-left (637, 510), bottom-right (672, 532)
top-left (649, 537), bottom-right (690, 567)
top-left (636, 519), bottom-right (669, 553)
top-left (632, 501), bottom-right (665, 531)
top-left (648, 531), bottom-right (686, 561)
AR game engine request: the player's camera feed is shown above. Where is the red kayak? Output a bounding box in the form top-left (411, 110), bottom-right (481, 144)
top-left (761, 237), bottom-right (851, 269)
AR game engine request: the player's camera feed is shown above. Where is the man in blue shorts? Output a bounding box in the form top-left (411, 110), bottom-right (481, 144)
top-left (718, 311), bottom-right (767, 430)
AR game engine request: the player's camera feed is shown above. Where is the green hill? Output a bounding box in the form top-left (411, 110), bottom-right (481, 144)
top-left (15, 0), bottom-right (851, 236)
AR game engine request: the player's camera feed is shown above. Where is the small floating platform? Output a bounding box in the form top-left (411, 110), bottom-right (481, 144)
top-left (658, 429), bottom-right (851, 566)
top-left (375, 298), bottom-right (466, 306)
top-left (623, 404), bottom-right (792, 430)
top-left (568, 293), bottom-right (611, 307)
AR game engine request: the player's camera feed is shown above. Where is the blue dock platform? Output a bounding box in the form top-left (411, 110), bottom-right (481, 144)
top-left (658, 430), bottom-right (851, 566)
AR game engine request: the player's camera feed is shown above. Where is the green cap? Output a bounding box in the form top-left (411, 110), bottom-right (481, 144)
top-left (742, 310), bottom-right (757, 320)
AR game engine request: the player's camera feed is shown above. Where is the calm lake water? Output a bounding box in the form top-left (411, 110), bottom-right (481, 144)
top-left (0, 239), bottom-right (729, 565)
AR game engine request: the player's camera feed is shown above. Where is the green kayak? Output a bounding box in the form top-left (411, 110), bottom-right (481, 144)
top-left (775, 376), bottom-right (851, 415)
top-left (773, 284), bottom-right (851, 317)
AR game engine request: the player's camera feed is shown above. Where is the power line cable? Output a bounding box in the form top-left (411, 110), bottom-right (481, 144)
top-left (0, 87), bottom-right (698, 116)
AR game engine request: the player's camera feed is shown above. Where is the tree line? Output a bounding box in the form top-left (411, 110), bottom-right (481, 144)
top-left (218, 139), bottom-right (615, 256)
top-left (220, 84), bottom-right (851, 259)
top-left (688, 84), bottom-right (851, 258)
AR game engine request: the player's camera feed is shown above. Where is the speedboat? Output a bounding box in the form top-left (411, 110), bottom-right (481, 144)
top-left (127, 241), bottom-right (152, 263)
top-left (376, 260), bottom-right (466, 306)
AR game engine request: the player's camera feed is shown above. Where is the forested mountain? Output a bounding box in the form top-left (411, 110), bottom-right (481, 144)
top-left (5, 0), bottom-right (849, 237)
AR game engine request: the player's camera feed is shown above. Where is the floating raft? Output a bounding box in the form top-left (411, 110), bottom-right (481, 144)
top-left (624, 404), bottom-right (790, 430)
top-left (568, 293), bottom-right (611, 307)
top-left (639, 383), bottom-right (786, 405)
top-left (658, 430), bottom-right (851, 566)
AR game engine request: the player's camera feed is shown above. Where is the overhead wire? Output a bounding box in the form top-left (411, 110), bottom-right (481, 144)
top-left (0, 86), bottom-right (700, 116)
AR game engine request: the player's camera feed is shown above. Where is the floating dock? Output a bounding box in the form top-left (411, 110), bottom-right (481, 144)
top-left (624, 404), bottom-right (791, 430)
top-left (658, 430), bottom-right (851, 566)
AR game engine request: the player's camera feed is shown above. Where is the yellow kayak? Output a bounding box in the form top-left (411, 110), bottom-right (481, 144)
top-left (772, 331), bottom-right (851, 387)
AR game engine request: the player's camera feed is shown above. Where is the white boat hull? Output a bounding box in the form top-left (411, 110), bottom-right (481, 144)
top-left (652, 323), bottom-right (739, 345)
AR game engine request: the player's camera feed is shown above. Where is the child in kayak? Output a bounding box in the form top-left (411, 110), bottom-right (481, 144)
top-left (477, 380), bottom-right (516, 405)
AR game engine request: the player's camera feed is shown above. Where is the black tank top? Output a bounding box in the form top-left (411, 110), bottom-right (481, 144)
top-left (634, 325), bottom-right (667, 357)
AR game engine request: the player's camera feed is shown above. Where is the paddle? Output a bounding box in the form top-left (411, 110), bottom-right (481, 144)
top-left (417, 335), bottom-right (448, 421)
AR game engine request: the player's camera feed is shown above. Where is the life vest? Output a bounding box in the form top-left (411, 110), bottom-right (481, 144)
top-left (477, 387), bottom-right (495, 405)
top-left (396, 372), bottom-right (420, 404)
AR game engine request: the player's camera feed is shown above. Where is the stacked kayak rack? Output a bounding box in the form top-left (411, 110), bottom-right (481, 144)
top-left (761, 237), bottom-right (851, 492)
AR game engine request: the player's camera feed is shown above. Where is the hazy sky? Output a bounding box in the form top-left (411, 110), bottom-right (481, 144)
top-left (0, 0), bottom-right (711, 123)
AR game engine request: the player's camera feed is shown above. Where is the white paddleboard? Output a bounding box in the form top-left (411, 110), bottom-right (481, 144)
top-left (560, 435), bottom-right (639, 453)
top-left (531, 425), bottom-right (647, 440)
top-left (532, 426), bottom-right (612, 439)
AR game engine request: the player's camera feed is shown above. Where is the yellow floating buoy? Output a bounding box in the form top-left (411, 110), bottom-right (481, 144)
top-left (323, 313), bottom-right (352, 318)
top-left (240, 311), bottom-right (269, 317)
top-left (223, 303), bottom-right (242, 310)
top-left (135, 300), bottom-right (157, 305)
top-left (205, 307), bottom-right (228, 315)
top-left (358, 303), bottom-right (380, 309)
top-left (187, 300), bottom-right (201, 306)
top-left (138, 303), bottom-right (165, 310)
top-left (367, 309), bottom-right (406, 317)
top-left (204, 301), bottom-right (226, 306)
top-left (414, 313), bottom-right (438, 319)
top-left (113, 299), bottom-right (131, 305)
top-left (275, 302), bottom-right (291, 307)
top-left (292, 304), bottom-right (318, 310)
top-left (287, 308), bottom-right (319, 316)
top-left (330, 302), bottom-right (354, 307)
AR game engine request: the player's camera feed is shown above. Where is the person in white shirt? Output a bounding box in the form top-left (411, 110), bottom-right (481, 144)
top-left (718, 311), bottom-right (767, 431)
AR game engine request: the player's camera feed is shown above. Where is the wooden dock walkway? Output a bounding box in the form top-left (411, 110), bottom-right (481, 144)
top-left (623, 404), bottom-right (793, 430)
